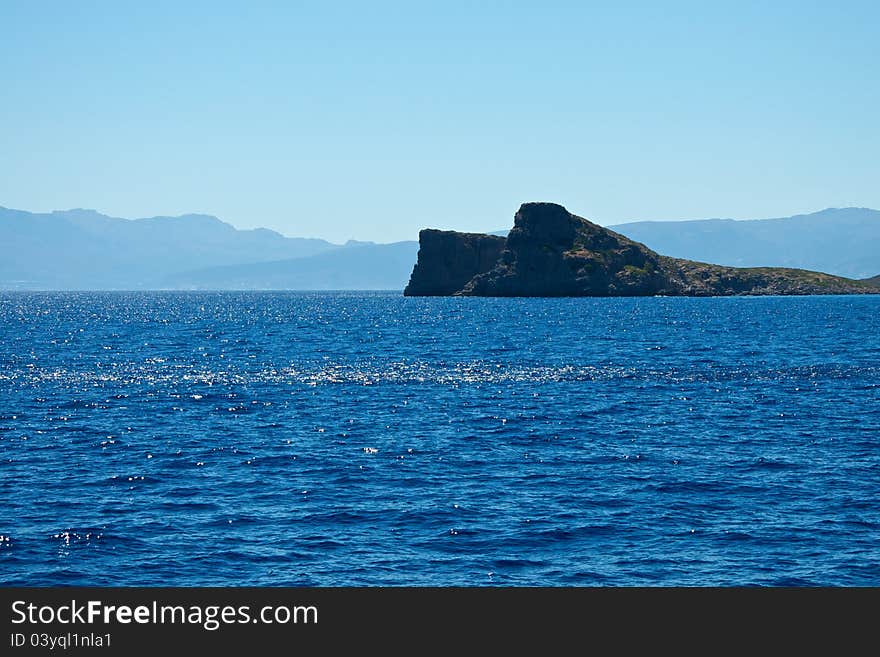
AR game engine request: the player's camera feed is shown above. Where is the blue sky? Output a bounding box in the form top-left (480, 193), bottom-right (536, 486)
top-left (1, 1), bottom-right (878, 242)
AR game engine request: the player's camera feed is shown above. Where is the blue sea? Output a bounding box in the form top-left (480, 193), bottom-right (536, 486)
top-left (0, 292), bottom-right (878, 586)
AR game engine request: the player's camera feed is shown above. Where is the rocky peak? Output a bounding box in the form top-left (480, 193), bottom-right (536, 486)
top-left (510, 202), bottom-right (578, 247)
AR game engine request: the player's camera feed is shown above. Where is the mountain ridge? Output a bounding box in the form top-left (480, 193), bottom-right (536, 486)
top-left (166, 240), bottom-right (418, 290)
top-left (0, 206), bottom-right (340, 289)
top-left (2, 204), bottom-right (879, 290)
top-left (610, 207), bottom-right (880, 279)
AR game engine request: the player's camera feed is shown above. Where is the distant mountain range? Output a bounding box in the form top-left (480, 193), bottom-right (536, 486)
top-left (610, 207), bottom-right (880, 280)
top-left (0, 206), bottom-right (413, 290)
top-left (167, 241), bottom-right (418, 290)
top-left (1, 205), bottom-right (878, 290)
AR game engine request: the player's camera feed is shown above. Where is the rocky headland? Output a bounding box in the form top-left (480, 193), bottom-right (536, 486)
top-left (404, 202), bottom-right (879, 297)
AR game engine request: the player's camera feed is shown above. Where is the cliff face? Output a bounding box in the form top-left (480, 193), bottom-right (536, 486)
top-left (405, 202), bottom-right (879, 297)
top-left (463, 203), bottom-right (670, 296)
top-left (403, 229), bottom-right (506, 296)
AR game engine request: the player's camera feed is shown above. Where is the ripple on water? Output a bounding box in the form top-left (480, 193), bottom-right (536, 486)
top-left (1, 292), bottom-right (879, 585)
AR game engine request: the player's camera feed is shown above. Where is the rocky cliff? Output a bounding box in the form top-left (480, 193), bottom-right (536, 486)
top-left (405, 203), bottom-right (879, 297)
top-left (403, 229), bottom-right (506, 296)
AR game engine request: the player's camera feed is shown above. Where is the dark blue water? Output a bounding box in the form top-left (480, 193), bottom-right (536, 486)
top-left (1, 292), bottom-right (878, 586)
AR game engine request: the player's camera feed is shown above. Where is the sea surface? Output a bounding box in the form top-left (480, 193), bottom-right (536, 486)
top-left (0, 292), bottom-right (878, 586)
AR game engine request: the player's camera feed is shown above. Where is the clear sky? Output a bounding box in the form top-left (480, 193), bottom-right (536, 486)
top-left (2, 1), bottom-right (878, 242)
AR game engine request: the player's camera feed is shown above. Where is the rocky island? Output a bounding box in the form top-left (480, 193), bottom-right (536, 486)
top-left (404, 202), bottom-right (880, 297)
